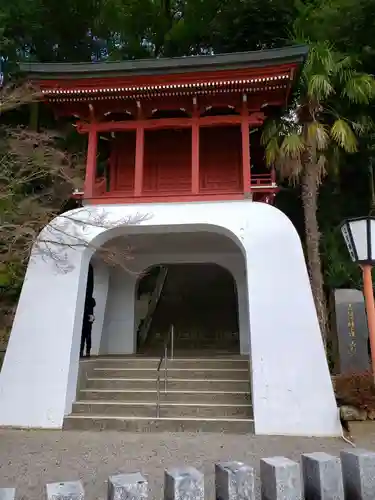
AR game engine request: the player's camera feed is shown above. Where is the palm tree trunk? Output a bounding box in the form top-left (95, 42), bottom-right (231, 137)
top-left (301, 164), bottom-right (328, 345)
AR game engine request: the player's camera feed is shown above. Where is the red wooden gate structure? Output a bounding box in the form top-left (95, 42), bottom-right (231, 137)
top-left (22, 45), bottom-right (308, 205)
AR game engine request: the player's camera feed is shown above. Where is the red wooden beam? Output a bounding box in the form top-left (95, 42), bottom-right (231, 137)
top-left (39, 63), bottom-right (296, 93)
top-left (192, 98), bottom-right (200, 194)
top-left (241, 95), bottom-right (251, 195)
top-left (134, 124), bottom-right (144, 196)
top-left (84, 192), bottom-right (247, 205)
top-left (84, 127), bottom-right (98, 198)
top-left (77, 114), bottom-right (250, 134)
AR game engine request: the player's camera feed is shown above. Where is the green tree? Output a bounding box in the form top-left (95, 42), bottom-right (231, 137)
top-left (0, 0), bottom-right (299, 62)
top-left (294, 0), bottom-right (375, 72)
top-left (262, 42), bottom-right (375, 342)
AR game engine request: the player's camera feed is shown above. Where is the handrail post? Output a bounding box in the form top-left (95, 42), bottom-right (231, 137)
top-left (171, 324), bottom-right (174, 360)
top-left (156, 375), bottom-right (160, 418)
top-left (164, 344), bottom-right (167, 393)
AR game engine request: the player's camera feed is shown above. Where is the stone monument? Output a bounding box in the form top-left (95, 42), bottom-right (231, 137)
top-left (334, 289), bottom-right (370, 374)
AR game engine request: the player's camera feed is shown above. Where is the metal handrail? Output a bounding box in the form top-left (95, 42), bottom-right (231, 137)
top-left (156, 324), bottom-right (174, 418)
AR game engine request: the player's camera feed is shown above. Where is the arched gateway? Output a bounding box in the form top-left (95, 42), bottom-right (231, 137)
top-left (135, 262), bottom-right (241, 356)
top-left (0, 45), bottom-right (341, 436)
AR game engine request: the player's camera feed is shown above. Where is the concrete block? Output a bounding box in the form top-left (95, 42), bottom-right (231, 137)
top-left (108, 472), bottom-right (147, 500)
top-left (0, 489), bottom-right (15, 500)
top-left (301, 452), bottom-right (344, 499)
top-left (341, 449), bottom-right (375, 499)
top-left (215, 461), bottom-right (255, 500)
top-left (164, 467), bottom-right (204, 500)
top-left (46, 481), bottom-right (84, 500)
top-left (260, 456), bottom-right (302, 500)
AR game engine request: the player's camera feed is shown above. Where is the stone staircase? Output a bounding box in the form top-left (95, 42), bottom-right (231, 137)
top-left (63, 355), bottom-right (254, 433)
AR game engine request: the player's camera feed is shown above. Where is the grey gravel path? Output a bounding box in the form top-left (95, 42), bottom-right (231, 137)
top-left (0, 429), bottom-right (373, 500)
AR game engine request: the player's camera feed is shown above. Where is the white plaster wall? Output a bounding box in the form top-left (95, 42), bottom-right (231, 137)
top-left (0, 200), bottom-right (341, 436)
top-left (0, 243), bottom-right (89, 428)
top-left (90, 260), bottom-right (109, 355)
top-left (99, 268), bottom-right (137, 355)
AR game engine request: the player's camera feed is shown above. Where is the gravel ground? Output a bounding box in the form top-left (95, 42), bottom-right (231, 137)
top-left (0, 428), bottom-right (374, 500)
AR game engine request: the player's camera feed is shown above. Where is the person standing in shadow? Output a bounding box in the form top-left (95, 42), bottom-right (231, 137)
top-left (80, 295), bottom-right (96, 358)
top-left (80, 264), bottom-right (96, 358)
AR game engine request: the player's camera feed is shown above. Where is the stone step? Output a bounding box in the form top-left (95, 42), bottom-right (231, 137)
top-left (63, 415), bottom-right (254, 433)
top-left (91, 367), bottom-right (249, 380)
top-left (87, 357), bottom-right (249, 370)
top-left (86, 377), bottom-right (251, 392)
top-left (72, 401), bottom-right (253, 418)
top-left (79, 389), bottom-right (251, 404)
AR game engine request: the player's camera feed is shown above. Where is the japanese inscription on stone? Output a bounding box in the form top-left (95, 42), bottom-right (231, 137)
top-left (334, 289), bottom-right (370, 374)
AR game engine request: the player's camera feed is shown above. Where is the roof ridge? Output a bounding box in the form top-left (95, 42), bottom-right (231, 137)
top-left (19, 45), bottom-right (309, 79)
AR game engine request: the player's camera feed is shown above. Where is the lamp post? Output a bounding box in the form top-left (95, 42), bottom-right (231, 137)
top-left (340, 216), bottom-right (375, 377)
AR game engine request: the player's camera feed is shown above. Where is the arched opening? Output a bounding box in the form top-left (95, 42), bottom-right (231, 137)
top-left (135, 263), bottom-right (240, 355)
top-left (95, 227), bottom-right (248, 357)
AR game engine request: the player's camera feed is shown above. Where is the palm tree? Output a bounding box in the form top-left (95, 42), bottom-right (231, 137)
top-left (261, 42), bottom-right (375, 343)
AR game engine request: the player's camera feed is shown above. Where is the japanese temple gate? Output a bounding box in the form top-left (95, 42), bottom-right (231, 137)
top-left (0, 46), bottom-right (341, 437)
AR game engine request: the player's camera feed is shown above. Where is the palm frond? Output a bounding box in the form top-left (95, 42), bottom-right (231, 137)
top-left (351, 115), bottom-right (374, 135)
top-left (335, 55), bottom-right (355, 83)
top-left (307, 74), bottom-right (335, 100)
top-left (335, 55), bottom-right (353, 72)
top-left (330, 119), bottom-right (358, 152)
top-left (280, 133), bottom-right (305, 158)
top-left (278, 156), bottom-right (303, 182)
top-left (261, 119), bottom-right (279, 147)
top-left (304, 42), bottom-right (335, 79)
top-left (342, 74), bottom-right (375, 104)
top-left (327, 145), bottom-right (342, 177)
top-left (307, 122), bottom-right (329, 150)
top-left (264, 137), bottom-right (280, 167)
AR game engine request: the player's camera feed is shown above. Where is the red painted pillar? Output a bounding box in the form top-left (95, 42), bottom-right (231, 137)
top-left (241, 116), bottom-right (251, 195)
top-left (362, 265), bottom-right (375, 381)
top-left (84, 126), bottom-right (98, 199)
top-left (134, 125), bottom-right (145, 196)
top-left (241, 95), bottom-right (251, 195)
top-left (192, 117), bottom-right (200, 195)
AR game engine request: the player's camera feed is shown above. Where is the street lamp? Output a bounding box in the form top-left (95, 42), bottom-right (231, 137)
top-left (340, 216), bottom-right (375, 377)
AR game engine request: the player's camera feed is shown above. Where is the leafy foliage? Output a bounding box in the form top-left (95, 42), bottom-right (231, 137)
top-left (261, 42), bottom-right (375, 340)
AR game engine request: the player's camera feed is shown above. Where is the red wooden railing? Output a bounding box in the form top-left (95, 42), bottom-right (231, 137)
top-left (251, 170), bottom-right (276, 187)
top-left (76, 168), bottom-right (277, 202)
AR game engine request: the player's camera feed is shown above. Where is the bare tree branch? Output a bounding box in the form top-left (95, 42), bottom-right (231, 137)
top-left (0, 83), bottom-right (42, 114)
top-left (0, 124), bottom-right (152, 338)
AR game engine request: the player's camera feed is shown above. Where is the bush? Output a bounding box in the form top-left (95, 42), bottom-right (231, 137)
top-left (333, 371), bottom-right (375, 410)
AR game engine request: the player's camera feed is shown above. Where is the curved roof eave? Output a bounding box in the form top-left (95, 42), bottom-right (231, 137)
top-left (19, 45), bottom-right (309, 80)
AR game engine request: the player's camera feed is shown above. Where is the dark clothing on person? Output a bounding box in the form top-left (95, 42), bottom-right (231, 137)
top-left (80, 295), bottom-right (96, 357)
top-left (80, 321), bottom-right (93, 357)
top-left (84, 295), bottom-right (96, 319)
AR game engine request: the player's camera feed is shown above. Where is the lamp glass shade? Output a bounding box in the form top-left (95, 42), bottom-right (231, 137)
top-left (341, 216), bottom-right (375, 264)
top-left (348, 219), bottom-right (368, 261)
top-left (341, 223), bottom-right (357, 262)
